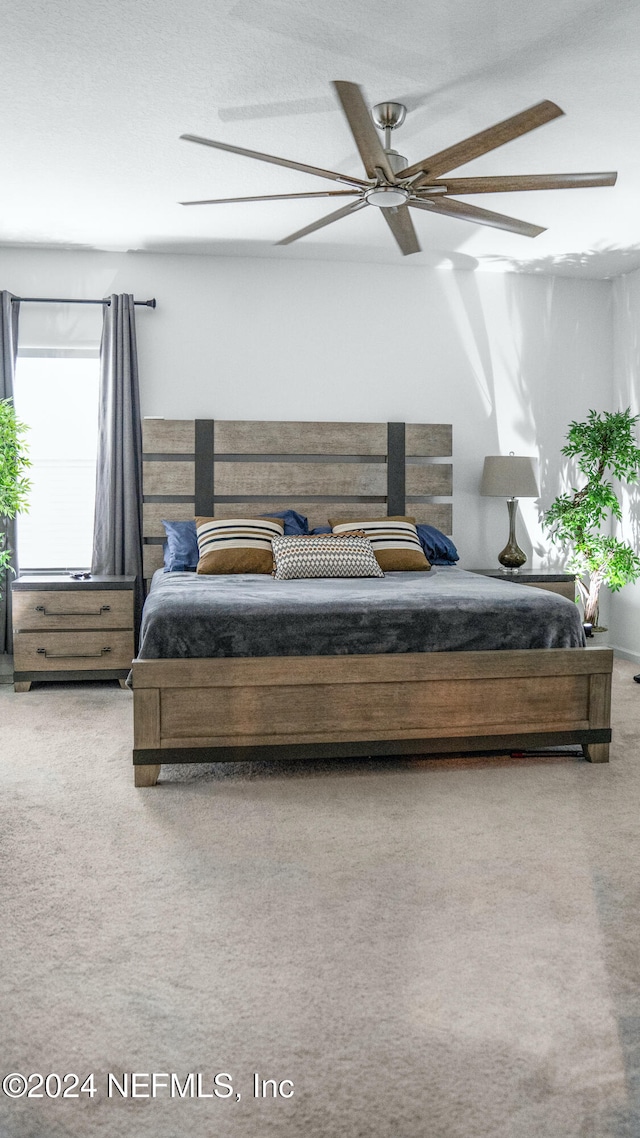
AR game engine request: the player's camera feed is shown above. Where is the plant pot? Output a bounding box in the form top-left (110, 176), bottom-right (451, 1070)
top-left (584, 625), bottom-right (609, 648)
top-left (583, 622), bottom-right (608, 637)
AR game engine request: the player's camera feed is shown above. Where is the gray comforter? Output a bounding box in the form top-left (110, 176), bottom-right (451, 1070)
top-left (137, 567), bottom-right (585, 658)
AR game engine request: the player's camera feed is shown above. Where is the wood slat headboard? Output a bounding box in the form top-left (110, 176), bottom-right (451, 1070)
top-left (142, 419), bottom-right (453, 578)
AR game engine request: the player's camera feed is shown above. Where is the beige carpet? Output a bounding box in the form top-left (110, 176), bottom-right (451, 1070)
top-left (1, 660), bottom-right (640, 1138)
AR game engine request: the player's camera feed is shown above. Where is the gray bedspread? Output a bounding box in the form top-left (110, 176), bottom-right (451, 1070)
top-left (137, 567), bottom-right (585, 658)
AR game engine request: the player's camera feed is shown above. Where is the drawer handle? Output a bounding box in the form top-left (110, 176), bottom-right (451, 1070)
top-left (35, 604), bottom-right (111, 617)
top-left (36, 646), bottom-right (112, 659)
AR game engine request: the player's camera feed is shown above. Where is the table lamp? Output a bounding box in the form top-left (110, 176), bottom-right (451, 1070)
top-left (480, 453), bottom-right (540, 572)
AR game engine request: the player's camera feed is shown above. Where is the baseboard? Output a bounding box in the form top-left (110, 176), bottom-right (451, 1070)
top-left (610, 644), bottom-right (640, 667)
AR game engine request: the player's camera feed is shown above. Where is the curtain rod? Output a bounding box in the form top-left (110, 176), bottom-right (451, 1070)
top-left (11, 296), bottom-right (156, 308)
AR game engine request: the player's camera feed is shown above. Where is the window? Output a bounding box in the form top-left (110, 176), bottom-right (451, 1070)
top-left (14, 351), bottom-right (100, 570)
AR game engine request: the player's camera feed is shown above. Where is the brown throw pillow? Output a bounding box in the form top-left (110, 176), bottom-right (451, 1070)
top-left (195, 517), bottom-right (284, 574)
top-left (329, 516), bottom-right (431, 572)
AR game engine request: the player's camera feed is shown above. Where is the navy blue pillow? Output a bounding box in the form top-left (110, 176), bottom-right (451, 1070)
top-left (263, 510), bottom-right (309, 535)
top-left (162, 511), bottom-right (309, 572)
top-left (311, 525), bottom-right (332, 534)
top-left (416, 524), bottom-right (459, 565)
top-left (162, 519), bottom-right (199, 572)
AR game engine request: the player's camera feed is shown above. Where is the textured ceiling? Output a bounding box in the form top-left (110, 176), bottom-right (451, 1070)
top-left (2, 0), bottom-right (640, 276)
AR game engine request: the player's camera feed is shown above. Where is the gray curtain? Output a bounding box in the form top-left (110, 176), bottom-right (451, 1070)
top-left (0, 291), bottom-right (20, 655)
top-left (92, 294), bottom-right (144, 639)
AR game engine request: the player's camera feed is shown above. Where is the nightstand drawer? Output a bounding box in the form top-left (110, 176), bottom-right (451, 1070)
top-left (12, 590), bottom-right (133, 631)
top-left (14, 631), bottom-right (134, 672)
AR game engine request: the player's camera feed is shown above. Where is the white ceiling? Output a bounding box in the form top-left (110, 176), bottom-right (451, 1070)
top-left (3, 0), bottom-right (640, 277)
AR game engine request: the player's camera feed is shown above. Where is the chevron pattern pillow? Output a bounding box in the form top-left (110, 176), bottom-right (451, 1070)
top-left (330, 516), bottom-right (431, 571)
top-left (195, 517), bottom-right (284, 574)
top-left (271, 533), bottom-right (384, 580)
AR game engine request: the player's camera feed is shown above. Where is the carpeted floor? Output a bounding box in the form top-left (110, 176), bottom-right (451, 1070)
top-left (1, 659), bottom-right (640, 1138)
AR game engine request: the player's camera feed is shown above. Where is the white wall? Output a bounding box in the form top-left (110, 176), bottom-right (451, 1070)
top-left (1, 246), bottom-right (612, 572)
top-left (611, 269), bottom-right (640, 663)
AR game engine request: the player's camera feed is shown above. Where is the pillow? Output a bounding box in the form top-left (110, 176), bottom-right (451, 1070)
top-left (261, 509), bottom-right (308, 535)
top-left (162, 511), bottom-right (308, 572)
top-left (416, 524), bottom-right (459, 565)
top-left (271, 533), bottom-right (384, 580)
top-left (310, 525), bottom-right (332, 534)
top-left (162, 519), bottom-right (199, 572)
top-left (196, 517), bottom-right (284, 574)
top-left (329, 516), bottom-right (431, 572)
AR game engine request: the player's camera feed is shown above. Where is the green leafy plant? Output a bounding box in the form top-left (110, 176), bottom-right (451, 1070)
top-left (0, 397), bottom-right (31, 596)
top-left (544, 408), bottom-right (640, 628)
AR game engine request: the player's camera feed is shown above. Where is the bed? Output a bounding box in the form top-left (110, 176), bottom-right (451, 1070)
top-left (132, 418), bottom-right (612, 786)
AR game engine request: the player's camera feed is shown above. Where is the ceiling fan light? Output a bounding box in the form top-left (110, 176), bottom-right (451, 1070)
top-left (365, 186), bottom-right (409, 209)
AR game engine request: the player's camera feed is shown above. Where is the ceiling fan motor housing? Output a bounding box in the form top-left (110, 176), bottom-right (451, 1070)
top-left (384, 148), bottom-right (408, 175)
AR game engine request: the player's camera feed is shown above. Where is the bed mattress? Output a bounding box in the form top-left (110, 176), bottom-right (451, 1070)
top-left (137, 567), bottom-right (585, 659)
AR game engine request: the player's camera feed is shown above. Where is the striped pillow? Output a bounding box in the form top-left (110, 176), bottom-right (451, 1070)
top-left (271, 533), bottom-right (384, 580)
top-left (195, 517), bottom-right (284, 574)
top-left (330, 516), bottom-right (431, 572)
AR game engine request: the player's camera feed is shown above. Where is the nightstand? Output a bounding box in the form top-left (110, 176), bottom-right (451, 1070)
top-left (470, 569), bottom-right (577, 601)
top-left (12, 575), bottom-right (135, 692)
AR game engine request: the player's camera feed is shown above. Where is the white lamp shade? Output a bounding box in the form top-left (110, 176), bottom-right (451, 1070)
top-left (480, 455), bottom-right (540, 498)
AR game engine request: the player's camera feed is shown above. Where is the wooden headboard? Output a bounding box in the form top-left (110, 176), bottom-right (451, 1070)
top-left (142, 419), bottom-right (453, 579)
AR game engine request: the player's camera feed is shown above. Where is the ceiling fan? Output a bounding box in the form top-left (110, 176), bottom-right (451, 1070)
top-left (179, 80), bottom-right (617, 256)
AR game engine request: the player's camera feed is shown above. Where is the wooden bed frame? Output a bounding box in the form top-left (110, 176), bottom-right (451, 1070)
top-left (133, 418), bottom-right (612, 786)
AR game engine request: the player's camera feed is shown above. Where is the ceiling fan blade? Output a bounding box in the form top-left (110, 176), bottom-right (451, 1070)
top-left (180, 190), bottom-right (362, 206)
top-left (382, 205), bottom-right (421, 256)
top-left (332, 81), bottom-right (397, 183)
top-left (423, 172), bottom-right (618, 195)
top-left (180, 134), bottom-right (368, 188)
top-left (410, 196), bottom-right (545, 237)
top-left (276, 199), bottom-right (368, 246)
top-left (402, 100), bottom-right (564, 185)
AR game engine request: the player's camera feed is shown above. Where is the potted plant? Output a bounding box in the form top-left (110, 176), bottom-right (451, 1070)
top-left (0, 397), bottom-right (31, 599)
top-left (544, 408), bottom-right (640, 631)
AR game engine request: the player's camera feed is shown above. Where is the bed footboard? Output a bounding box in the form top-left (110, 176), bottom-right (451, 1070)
top-left (131, 648), bottom-right (613, 786)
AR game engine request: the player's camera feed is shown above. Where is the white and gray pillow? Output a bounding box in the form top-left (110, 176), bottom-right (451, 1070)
top-left (271, 533), bottom-right (384, 580)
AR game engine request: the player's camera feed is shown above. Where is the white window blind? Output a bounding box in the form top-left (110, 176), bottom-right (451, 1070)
top-left (14, 353), bottom-right (100, 570)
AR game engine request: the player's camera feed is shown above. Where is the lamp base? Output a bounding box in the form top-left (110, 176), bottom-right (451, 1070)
top-left (497, 498), bottom-right (527, 572)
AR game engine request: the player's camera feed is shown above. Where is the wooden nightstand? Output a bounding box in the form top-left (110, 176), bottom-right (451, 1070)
top-left (12, 575), bottom-right (135, 692)
top-left (470, 569), bottom-right (577, 601)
